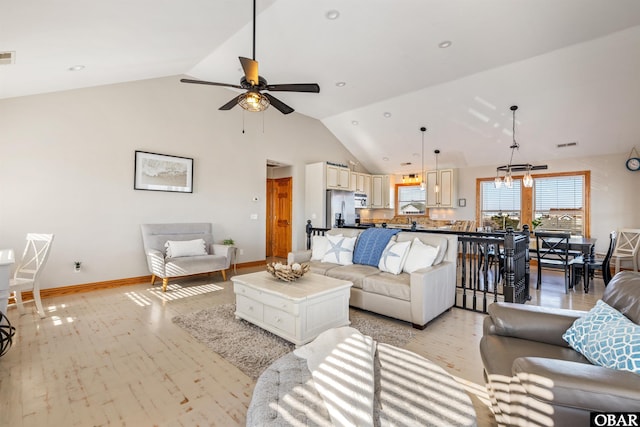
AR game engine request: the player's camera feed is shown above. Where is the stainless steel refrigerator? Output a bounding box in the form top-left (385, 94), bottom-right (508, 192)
top-left (326, 189), bottom-right (356, 228)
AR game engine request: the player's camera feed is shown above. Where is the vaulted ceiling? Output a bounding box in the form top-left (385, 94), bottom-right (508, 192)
top-left (3, 0), bottom-right (640, 174)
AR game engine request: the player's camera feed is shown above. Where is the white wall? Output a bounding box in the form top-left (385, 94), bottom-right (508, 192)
top-left (0, 76), bottom-right (356, 289)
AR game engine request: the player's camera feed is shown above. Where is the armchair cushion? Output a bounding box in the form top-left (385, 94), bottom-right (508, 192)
top-left (165, 238), bottom-right (207, 258)
top-left (563, 299), bottom-right (640, 373)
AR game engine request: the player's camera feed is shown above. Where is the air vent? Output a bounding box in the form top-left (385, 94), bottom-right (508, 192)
top-left (0, 51), bottom-right (15, 65)
top-left (557, 142), bottom-right (578, 148)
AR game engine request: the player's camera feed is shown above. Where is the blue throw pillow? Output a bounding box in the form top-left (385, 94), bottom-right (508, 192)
top-left (563, 300), bottom-right (640, 374)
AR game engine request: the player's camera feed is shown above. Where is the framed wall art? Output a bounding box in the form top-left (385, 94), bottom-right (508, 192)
top-left (134, 151), bottom-right (193, 193)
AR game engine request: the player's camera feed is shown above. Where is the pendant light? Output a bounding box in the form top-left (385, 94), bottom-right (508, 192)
top-left (420, 127), bottom-right (427, 190)
top-left (494, 105), bottom-right (547, 188)
top-left (434, 149), bottom-right (440, 193)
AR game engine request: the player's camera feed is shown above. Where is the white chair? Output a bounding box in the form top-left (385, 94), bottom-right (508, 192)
top-left (612, 228), bottom-right (640, 274)
top-left (9, 234), bottom-right (54, 318)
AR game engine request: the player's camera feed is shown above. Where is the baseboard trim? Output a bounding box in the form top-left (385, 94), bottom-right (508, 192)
top-left (17, 260), bottom-right (267, 301)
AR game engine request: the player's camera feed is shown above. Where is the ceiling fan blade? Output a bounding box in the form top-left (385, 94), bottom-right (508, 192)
top-left (219, 96), bottom-right (239, 111)
top-left (266, 83), bottom-right (320, 93)
top-left (239, 57), bottom-right (259, 86)
top-left (263, 93), bottom-right (294, 115)
top-left (180, 78), bottom-right (243, 90)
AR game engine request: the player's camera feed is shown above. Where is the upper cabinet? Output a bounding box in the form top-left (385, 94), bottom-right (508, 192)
top-left (326, 163), bottom-right (350, 190)
top-left (370, 175), bottom-right (395, 209)
top-left (426, 169), bottom-right (457, 208)
top-left (350, 172), bottom-right (371, 194)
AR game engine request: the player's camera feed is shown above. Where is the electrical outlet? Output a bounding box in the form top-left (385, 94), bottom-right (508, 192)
top-left (239, 249), bottom-right (244, 255)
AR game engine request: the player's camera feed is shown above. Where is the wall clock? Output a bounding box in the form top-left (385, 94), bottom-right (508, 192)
top-left (626, 157), bottom-right (640, 172)
top-left (626, 147), bottom-right (640, 171)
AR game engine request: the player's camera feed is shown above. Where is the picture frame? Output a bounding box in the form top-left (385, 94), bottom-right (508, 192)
top-left (134, 151), bottom-right (193, 193)
top-left (458, 198), bottom-right (466, 207)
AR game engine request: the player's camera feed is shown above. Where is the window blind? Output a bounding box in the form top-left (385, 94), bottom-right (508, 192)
top-left (534, 176), bottom-right (584, 210)
top-left (481, 181), bottom-right (522, 211)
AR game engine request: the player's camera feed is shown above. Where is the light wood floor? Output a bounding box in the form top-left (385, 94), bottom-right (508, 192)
top-left (0, 266), bottom-right (602, 427)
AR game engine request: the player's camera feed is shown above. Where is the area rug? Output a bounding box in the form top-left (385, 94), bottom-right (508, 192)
top-left (172, 303), bottom-right (414, 379)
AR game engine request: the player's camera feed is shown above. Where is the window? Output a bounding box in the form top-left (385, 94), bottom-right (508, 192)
top-left (534, 175), bottom-right (585, 236)
top-left (480, 180), bottom-right (522, 230)
top-left (476, 170), bottom-right (590, 236)
top-left (397, 184), bottom-right (426, 215)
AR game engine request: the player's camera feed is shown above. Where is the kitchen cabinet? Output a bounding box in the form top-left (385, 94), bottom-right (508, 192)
top-left (350, 172), bottom-right (371, 194)
top-left (426, 168), bottom-right (457, 208)
top-left (370, 175), bottom-right (395, 209)
top-left (326, 163), bottom-right (350, 190)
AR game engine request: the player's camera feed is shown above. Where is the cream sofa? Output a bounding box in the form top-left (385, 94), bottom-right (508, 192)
top-left (140, 223), bottom-right (233, 291)
top-left (288, 228), bottom-right (458, 329)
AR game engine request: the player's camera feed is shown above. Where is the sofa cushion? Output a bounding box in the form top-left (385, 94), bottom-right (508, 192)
top-left (164, 238), bottom-right (207, 258)
top-left (352, 228), bottom-right (400, 267)
top-left (165, 254), bottom-right (227, 275)
top-left (403, 238), bottom-right (438, 273)
top-left (311, 234), bottom-right (341, 261)
top-left (362, 272), bottom-right (411, 301)
top-left (563, 300), bottom-right (640, 374)
top-left (480, 335), bottom-right (590, 378)
top-left (308, 260), bottom-right (341, 275)
top-left (321, 235), bottom-right (357, 265)
top-left (325, 264), bottom-right (381, 289)
top-left (396, 232), bottom-right (449, 265)
top-left (602, 271), bottom-right (640, 324)
top-left (378, 240), bottom-right (411, 275)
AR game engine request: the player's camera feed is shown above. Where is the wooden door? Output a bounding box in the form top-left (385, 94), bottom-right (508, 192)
top-left (266, 177), bottom-right (292, 258)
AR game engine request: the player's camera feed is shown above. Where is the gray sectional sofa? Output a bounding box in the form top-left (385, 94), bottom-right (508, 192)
top-left (288, 227), bottom-right (458, 329)
top-left (480, 271), bottom-right (640, 426)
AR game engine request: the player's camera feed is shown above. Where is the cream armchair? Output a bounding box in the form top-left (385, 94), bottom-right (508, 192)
top-left (140, 223), bottom-right (233, 291)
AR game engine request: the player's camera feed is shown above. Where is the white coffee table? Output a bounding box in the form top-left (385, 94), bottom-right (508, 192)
top-left (231, 271), bottom-right (352, 346)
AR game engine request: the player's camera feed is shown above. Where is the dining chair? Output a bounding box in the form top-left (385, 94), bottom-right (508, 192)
top-left (612, 228), bottom-right (640, 274)
top-left (571, 231), bottom-right (616, 293)
top-left (535, 231), bottom-right (576, 294)
top-left (9, 233), bottom-right (54, 318)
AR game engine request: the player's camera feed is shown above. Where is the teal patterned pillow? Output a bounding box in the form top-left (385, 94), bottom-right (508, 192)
top-left (563, 300), bottom-right (640, 373)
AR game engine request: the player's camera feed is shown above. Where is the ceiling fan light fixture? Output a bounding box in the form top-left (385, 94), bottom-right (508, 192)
top-left (238, 91), bottom-right (269, 112)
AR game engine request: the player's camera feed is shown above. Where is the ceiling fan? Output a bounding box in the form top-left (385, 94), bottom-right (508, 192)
top-left (180, 0), bottom-right (320, 115)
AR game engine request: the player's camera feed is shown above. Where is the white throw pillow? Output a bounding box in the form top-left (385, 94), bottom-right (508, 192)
top-left (321, 235), bottom-right (356, 265)
top-left (403, 238), bottom-right (438, 273)
top-left (311, 234), bottom-right (342, 261)
top-left (165, 239), bottom-right (207, 258)
top-left (378, 240), bottom-right (412, 275)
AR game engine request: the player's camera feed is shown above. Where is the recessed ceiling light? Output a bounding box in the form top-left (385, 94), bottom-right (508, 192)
top-left (412, 152), bottom-right (420, 157)
top-left (438, 40), bottom-right (452, 48)
top-left (336, 81), bottom-right (346, 87)
top-left (351, 120), bottom-right (359, 125)
top-left (383, 112), bottom-right (392, 118)
top-left (326, 10), bottom-right (340, 20)
top-left (382, 157), bottom-right (389, 161)
top-left (68, 65), bottom-right (85, 71)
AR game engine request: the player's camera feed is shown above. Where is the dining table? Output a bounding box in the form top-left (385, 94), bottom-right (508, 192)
top-left (531, 235), bottom-right (598, 292)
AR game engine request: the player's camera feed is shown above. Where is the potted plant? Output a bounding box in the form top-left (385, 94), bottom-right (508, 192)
top-left (222, 238), bottom-right (235, 246)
